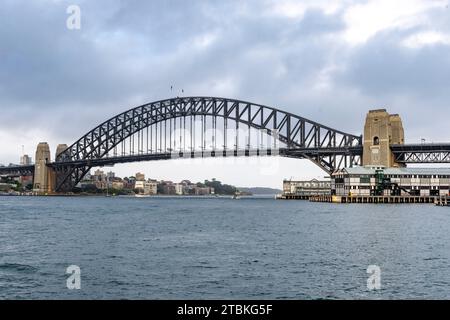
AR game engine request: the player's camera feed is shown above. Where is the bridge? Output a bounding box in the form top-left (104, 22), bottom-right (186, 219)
top-left (391, 143), bottom-right (450, 164)
top-left (0, 96), bottom-right (448, 193)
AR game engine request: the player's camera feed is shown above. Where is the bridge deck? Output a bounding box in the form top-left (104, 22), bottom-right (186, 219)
top-left (391, 143), bottom-right (450, 163)
top-left (0, 165), bottom-right (35, 176)
top-left (2, 143), bottom-right (450, 178)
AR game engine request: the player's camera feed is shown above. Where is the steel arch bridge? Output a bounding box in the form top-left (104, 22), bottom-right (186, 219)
top-left (51, 97), bottom-right (363, 191)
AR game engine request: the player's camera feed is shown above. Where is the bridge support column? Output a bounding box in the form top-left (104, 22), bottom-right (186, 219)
top-left (363, 109), bottom-right (405, 168)
top-left (33, 142), bottom-right (56, 194)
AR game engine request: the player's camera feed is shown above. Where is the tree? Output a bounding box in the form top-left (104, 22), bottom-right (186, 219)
top-left (203, 179), bottom-right (236, 195)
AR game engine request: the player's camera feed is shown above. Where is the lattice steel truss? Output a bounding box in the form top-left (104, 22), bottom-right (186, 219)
top-left (54, 97), bottom-right (363, 191)
top-left (392, 144), bottom-right (450, 164)
top-left (0, 165), bottom-right (35, 177)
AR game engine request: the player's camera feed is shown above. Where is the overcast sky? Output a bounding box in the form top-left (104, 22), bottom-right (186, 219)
top-left (1, 0), bottom-right (450, 188)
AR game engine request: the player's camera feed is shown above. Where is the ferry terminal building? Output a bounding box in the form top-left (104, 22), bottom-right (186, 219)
top-left (331, 167), bottom-right (450, 197)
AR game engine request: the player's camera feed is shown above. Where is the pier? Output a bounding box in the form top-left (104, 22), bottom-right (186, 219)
top-left (276, 194), bottom-right (310, 200)
top-left (435, 196), bottom-right (450, 206)
top-left (309, 195), bottom-right (437, 204)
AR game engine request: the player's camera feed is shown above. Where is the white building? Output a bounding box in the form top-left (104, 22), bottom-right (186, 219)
top-left (20, 155), bottom-right (32, 165)
top-left (174, 183), bottom-right (184, 195)
top-left (135, 172), bottom-right (145, 181)
top-left (283, 179), bottom-right (331, 196)
top-left (332, 166), bottom-right (450, 197)
top-left (135, 180), bottom-right (158, 195)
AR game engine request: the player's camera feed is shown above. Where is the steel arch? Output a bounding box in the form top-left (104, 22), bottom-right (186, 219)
top-left (55, 97), bottom-right (362, 191)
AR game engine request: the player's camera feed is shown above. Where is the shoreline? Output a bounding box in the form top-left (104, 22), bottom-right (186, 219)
top-left (0, 193), bottom-right (276, 198)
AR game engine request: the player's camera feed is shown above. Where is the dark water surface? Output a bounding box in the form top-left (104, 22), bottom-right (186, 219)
top-left (1, 196), bottom-right (450, 299)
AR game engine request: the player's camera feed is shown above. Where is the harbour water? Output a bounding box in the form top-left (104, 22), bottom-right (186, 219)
top-left (1, 196), bottom-right (450, 299)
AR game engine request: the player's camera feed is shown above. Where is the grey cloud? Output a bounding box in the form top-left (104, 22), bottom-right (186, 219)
top-left (335, 26), bottom-right (450, 140)
top-left (0, 0), bottom-right (449, 148)
top-left (340, 31), bottom-right (450, 97)
top-left (295, 9), bottom-right (345, 36)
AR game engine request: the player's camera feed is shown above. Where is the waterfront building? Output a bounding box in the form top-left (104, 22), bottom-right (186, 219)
top-left (18, 154), bottom-right (33, 189)
top-left (105, 172), bottom-right (116, 189)
top-left (123, 177), bottom-right (135, 189)
top-left (107, 171), bottom-right (115, 181)
top-left (332, 166), bottom-right (450, 197)
top-left (20, 154), bottom-right (32, 165)
top-left (160, 181), bottom-right (176, 195)
top-left (135, 172), bottom-right (145, 181)
top-left (135, 179), bottom-right (157, 195)
top-left (111, 179), bottom-right (124, 190)
top-left (174, 183), bottom-right (184, 195)
top-left (92, 169), bottom-right (105, 189)
top-left (194, 186), bottom-right (214, 195)
top-left (182, 182), bottom-right (196, 195)
top-left (282, 179), bottom-right (331, 197)
top-left (134, 180), bottom-right (145, 192)
top-left (147, 180), bottom-right (158, 195)
top-left (93, 169), bottom-right (105, 181)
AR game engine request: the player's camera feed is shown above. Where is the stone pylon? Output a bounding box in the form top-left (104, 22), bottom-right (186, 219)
top-left (33, 142), bottom-right (55, 194)
top-left (56, 144), bottom-right (68, 160)
top-left (363, 109), bottom-right (405, 168)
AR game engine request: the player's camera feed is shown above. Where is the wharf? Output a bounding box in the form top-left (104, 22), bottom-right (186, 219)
top-left (275, 194), bottom-right (311, 200)
top-left (435, 196), bottom-right (450, 206)
top-left (309, 195), bottom-right (437, 204)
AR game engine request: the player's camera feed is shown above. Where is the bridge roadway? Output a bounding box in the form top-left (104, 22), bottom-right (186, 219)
top-left (2, 143), bottom-right (449, 178)
top-left (1, 146), bottom-right (362, 177)
top-left (0, 165), bottom-right (35, 177)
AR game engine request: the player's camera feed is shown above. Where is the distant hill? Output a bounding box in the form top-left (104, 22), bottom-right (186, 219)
top-left (238, 187), bottom-right (282, 195)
